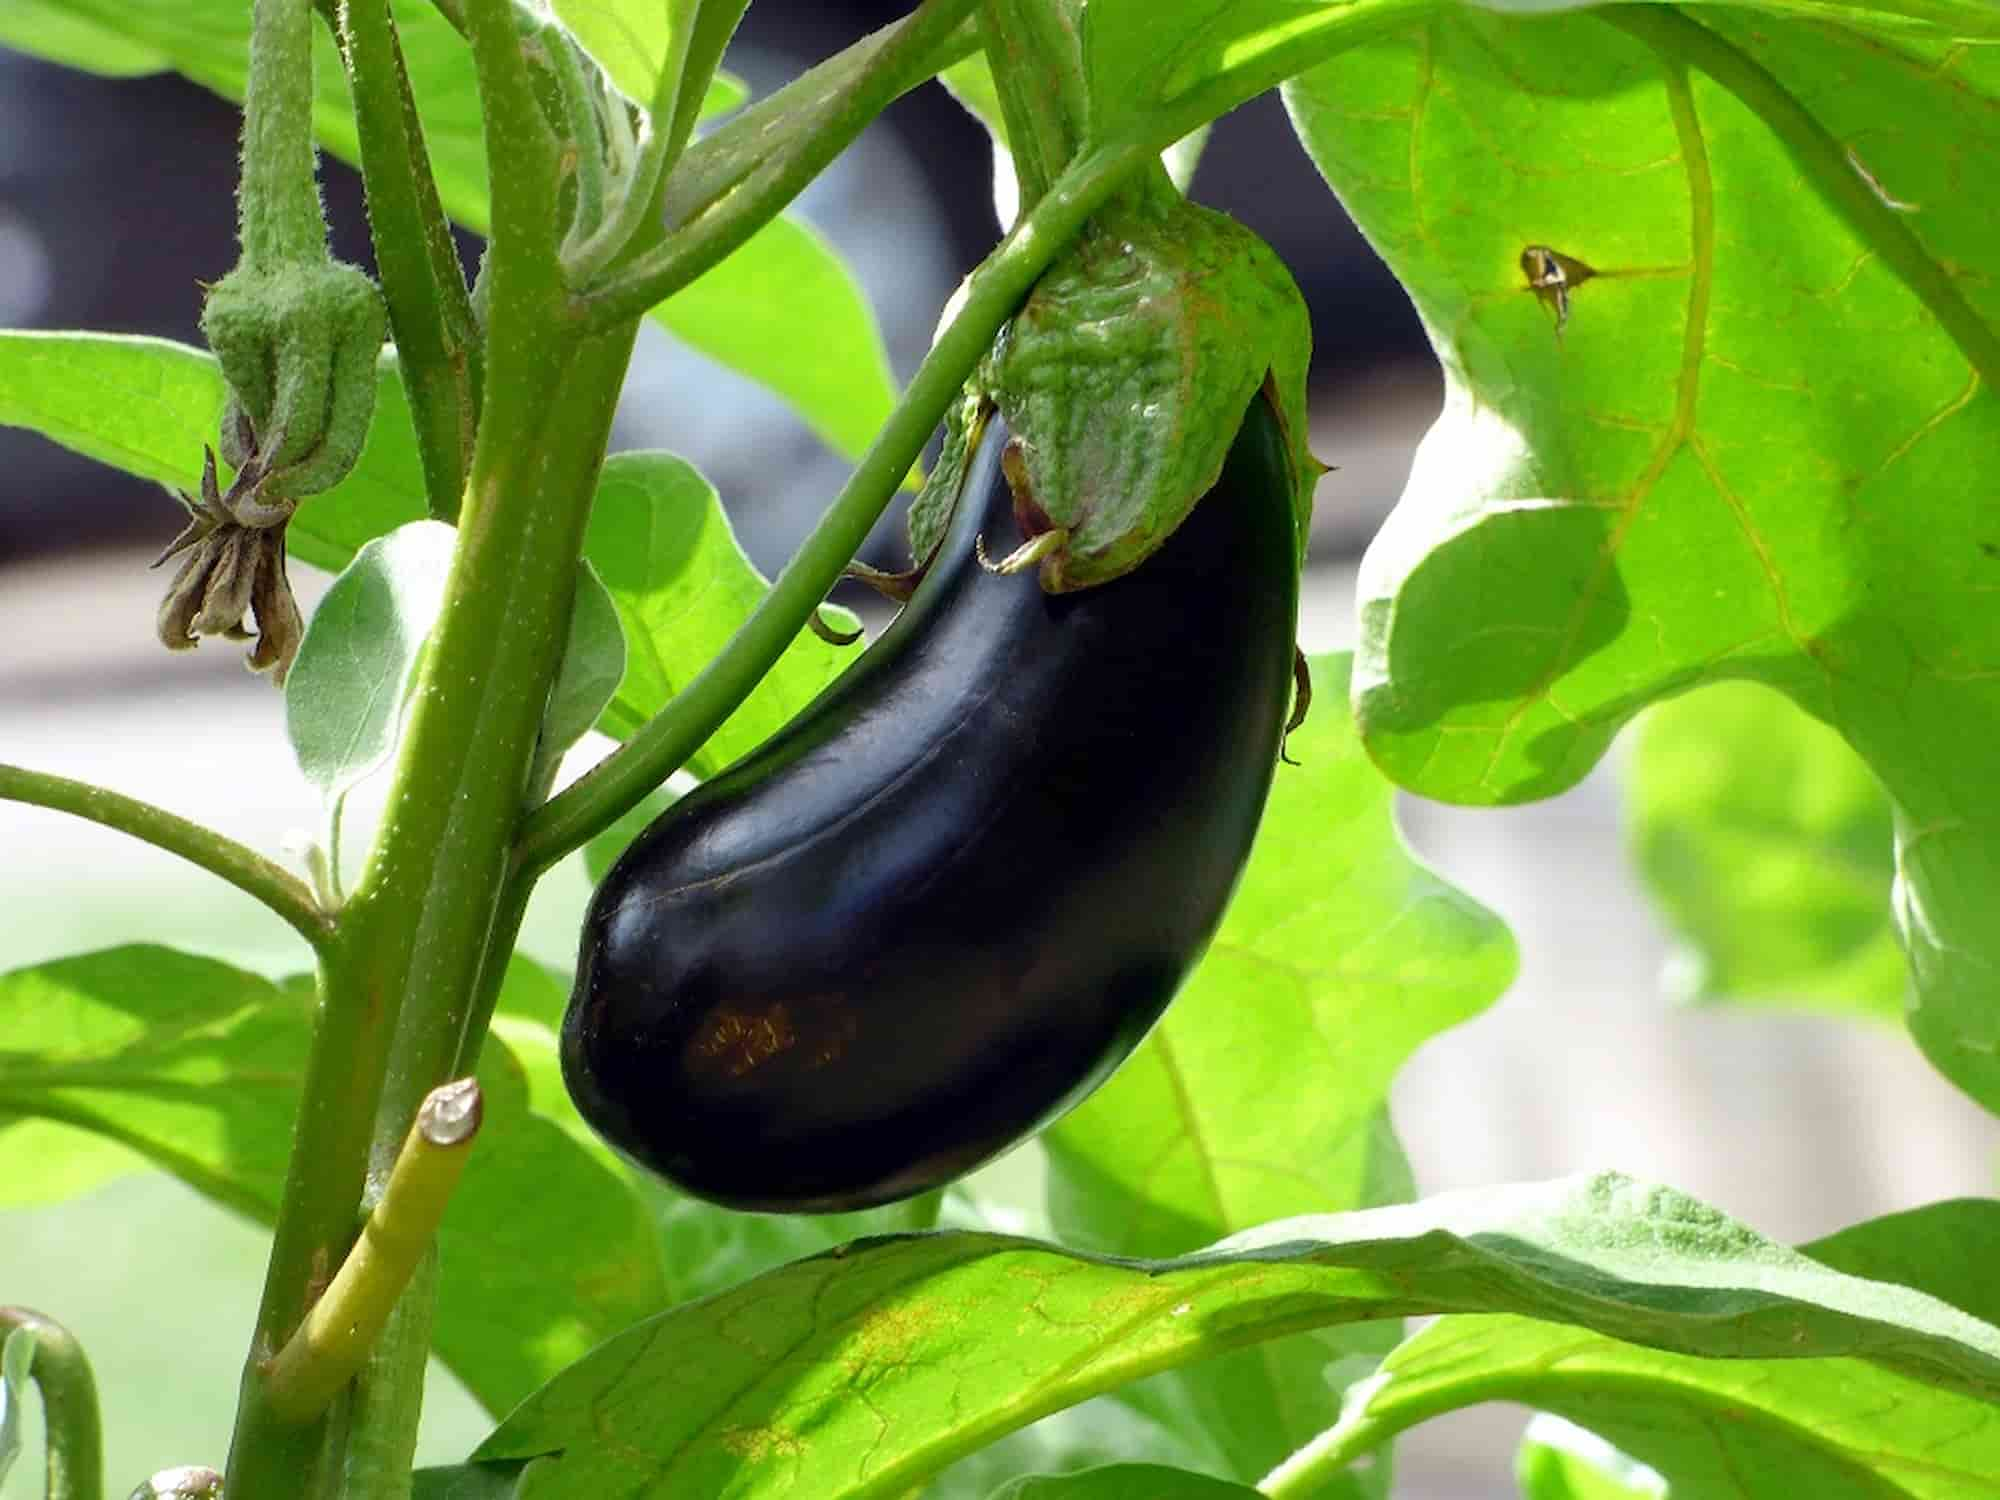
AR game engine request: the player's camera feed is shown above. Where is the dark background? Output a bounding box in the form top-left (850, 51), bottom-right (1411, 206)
top-left (0, 3), bottom-right (1428, 566)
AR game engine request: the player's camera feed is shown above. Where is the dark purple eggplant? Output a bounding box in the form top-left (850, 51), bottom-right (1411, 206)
top-left (561, 392), bottom-right (1300, 1212)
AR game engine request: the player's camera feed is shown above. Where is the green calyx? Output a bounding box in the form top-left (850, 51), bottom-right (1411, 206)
top-left (201, 259), bottom-right (387, 498)
top-left (203, 0), bottom-right (386, 502)
top-left (914, 169), bottom-right (1317, 592)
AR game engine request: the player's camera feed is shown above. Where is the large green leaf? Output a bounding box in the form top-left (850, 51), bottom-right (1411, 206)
top-left (584, 450), bottom-right (861, 774)
top-left (463, 1172), bottom-right (2000, 1499)
top-left (1285, 7), bottom-right (2000, 1113)
top-left (1323, 1199), bottom-right (2000, 1496)
top-left (1628, 681), bottom-right (1902, 1019)
top-left (0, 0), bottom-right (896, 464)
top-left (0, 947), bottom-right (667, 1416)
top-left (1042, 653), bottom-right (1515, 1487)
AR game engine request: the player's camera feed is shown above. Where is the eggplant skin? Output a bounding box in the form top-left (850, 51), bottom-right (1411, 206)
top-left (562, 394), bottom-right (1300, 1213)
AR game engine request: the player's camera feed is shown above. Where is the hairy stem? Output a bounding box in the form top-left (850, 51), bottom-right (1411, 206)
top-left (0, 1308), bottom-right (103, 1500)
top-left (0, 763), bottom-right (330, 953)
top-left (240, 0), bottom-right (327, 268)
top-left (520, 136), bottom-right (1152, 870)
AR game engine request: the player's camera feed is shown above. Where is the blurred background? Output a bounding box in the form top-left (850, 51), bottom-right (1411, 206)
top-left (2, 7), bottom-right (1995, 1496)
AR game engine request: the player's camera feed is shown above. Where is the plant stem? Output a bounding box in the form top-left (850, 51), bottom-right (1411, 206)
top-left (240, 0), bottom-right (326, 268)
top-left (0, 763), bottom-right (330, 953)
top-left (977, 0), bottom-right (1085, 210)
top-left (265, 1081), bottom-right (482, 1422)
top-left (661, 11), bottom-right (976, 231)
top-left (583, 0), bottom-right (982, 330)
top-left (225, 0), bottom-right (614, 1491)
top-left (519, 135), bottom-right (1153, 871)
top-left (564, 0), bottom-right (701, 283)
top-left (340, 0), bottom-right (483, 520)
top-left (0, 1308), bottom-right (103, 1500)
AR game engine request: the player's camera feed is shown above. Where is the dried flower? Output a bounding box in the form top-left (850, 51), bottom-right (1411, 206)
top-left (154, 446), bottom-right (305, 686)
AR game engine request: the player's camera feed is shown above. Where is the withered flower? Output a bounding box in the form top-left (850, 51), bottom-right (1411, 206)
top-left (154, 445), bottom-right (305, 686)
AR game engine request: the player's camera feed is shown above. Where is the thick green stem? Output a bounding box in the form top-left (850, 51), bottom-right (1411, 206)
top-left (520, 137), bottom-right (1152, 871)
top-left (240, 0), bottom-right (327, 268)
top-left (585, 0), bottom-right (982, 329)
top-left (0, 1308), bottom-right (103, 1500)
top-left (340, 0), bottom-right (484, 519)
top-left (224, 1), bottom-right (611, 1492)
top-left (0, 763), bottom-right (330, 953)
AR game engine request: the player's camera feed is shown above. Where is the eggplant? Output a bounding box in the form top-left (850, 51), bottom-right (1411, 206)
top-left (561, 392), bottom-right (1300, 1212)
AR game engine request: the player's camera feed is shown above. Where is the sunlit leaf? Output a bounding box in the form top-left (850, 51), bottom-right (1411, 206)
top-left (286, 520), bottom-right (458, 807)
top-left (583, 450), bottom-right (860, 774)
top-left (1044, 654), bottom-right (1515, 1487)
top-left (462, 1173), bottom-right (2000, 1499)
top-left (1287, 5), bottom-right (2000, 1113)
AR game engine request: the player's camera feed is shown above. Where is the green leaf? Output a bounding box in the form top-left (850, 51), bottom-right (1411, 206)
top-left (1629, 681), bottom-right (1902, 1020)
top-left (0, 1326), bottom-right (34, 1490)
top-left (0, 0), bottom-right (164, 73)
top-left (286, 520), bottom-right (458, 807)
top-left (530, 563), bottom-right (627, 792)
top-left (0, 332), bottom-right (426, 574)
top-left (1515, 1415), bottom-right (1669, 1500)
top-left (584, 450), bottom-right (861, 774)
top-left (1322, 1200), bottom-right (2000, 1497)
top-left (1284, 8), bottom-right (2000, 1113)
top-left (987, 1467), bottom-right (1265, 1500)
top-left (1, 1), bottom-right (893, 465)
top-left (1042, 654), bottom-right (1514, 1485)
top-left (0, 947), bottom-right (667, 1417)
top-left (0, 1118), bottom-right (145, 1208)
top-left (1803, 1199), bottom-right (2000, 1329)
top-left (466, 1172), bottom-right (2000, 1499)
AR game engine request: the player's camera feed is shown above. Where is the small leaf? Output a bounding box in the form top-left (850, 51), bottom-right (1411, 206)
top-left (286, 520), bottom-right (458, 807)
top-left (1516, 1415), bottom-right (1668, 1500)
top-left (529, 563), bottom-right (626, 792)
top-left (583, 451), bottom-right (859, 773)
top-left (987, 1467), bottom-right (1266, 1500)
top-left (1629, 682), bottom-right (1902, 1020)
top-left (468, 1173), bottom-right (2000, 1499)
top-left (0, 1325), bottom-right (35, 1490)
